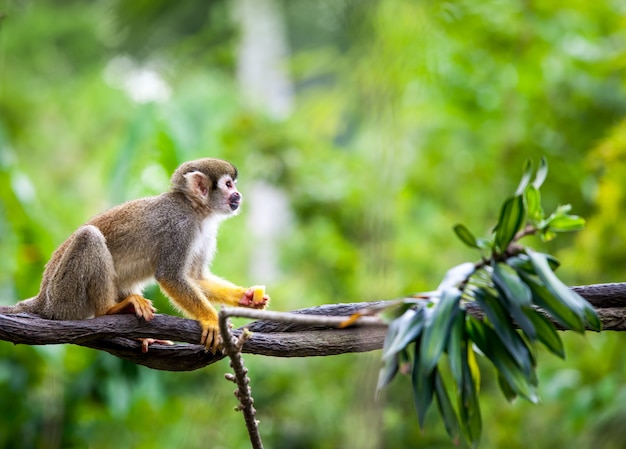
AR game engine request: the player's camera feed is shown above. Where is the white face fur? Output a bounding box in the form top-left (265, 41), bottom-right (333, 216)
top-left (216, 174), bottom-right (242, 217)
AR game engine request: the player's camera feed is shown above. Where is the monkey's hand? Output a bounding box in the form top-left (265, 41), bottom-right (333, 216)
top-left (239, 286), bottom-right (270, 309)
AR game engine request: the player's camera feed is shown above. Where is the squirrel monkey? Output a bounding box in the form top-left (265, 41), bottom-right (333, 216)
top-left (4, 158), bottom-right (269, 352)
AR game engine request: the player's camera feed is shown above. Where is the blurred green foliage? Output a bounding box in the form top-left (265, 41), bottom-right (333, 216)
top-left (0, 0), bottom-right (625, 448)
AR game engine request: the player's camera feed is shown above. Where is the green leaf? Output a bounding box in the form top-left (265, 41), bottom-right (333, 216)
top-left (438, 262), bottom-right (476, 291)
top-left (493, 263), bottom-right (531, 306)
top-left (554, 203), bottom-right (572, 214)
top-left (496, 296), bottom-right (538, 342)
top-left (527, 250), bottom-right (582, 311)
top-left (506, 255), bottom-right (533, 271)
top-left (446, 309), bottom-right (466, 391)
top-left (584, 302), bottom-right (602, 332)
top-left (377, 352), bottom-right (399, 391)
top-left (547, 214), bottom-right (586, 232)
top-left (522, 308), bottom-right (565, 358)
top-left (466, 343), bottom-right (481, 393)
top-left (507, 253), bottom-right (561, 273)
top-left (476, 237), bottom-right (493, 250)
top-left (520, 271), bottom-right (584, 332)
top-left (495, 195), bottom-right (525, 252)
top-left (459, 341), bottom-right (482, 447)
top-left (420, 288), bottom-right (462, 374)
top-left (533, 157), bottom-right (548, 189)
top-left (454, 224), bottom-right (479, 249)
top-left (434, 370), bottom-right (461, 443)
top-left (497, 371), bottom-right (518, 402)
top-left (412, 340), bottom-right (435, 429)
top-left (540, 204), bottom-right (585, 234)
top-left (472, 288), bottom-right (534, 376)
top-left (538, 204), bottom-right (585, 233)
top-left (382, 307), bottom-right (426, 362)
top-left (398, 347), bottom-right (412, 374)
top-left (466, 316), bottom-right (538, 403)
top-left (377, 318), bottom-right (402, 391)
top-left (520, 273), bottom-right (585, 333)
top-left (524, 185), bottom-right (543, 223)
top-left (515, 159), bottom-right (533, 196)
top-left (378, 298), bottom-right (421, 322)
top-left (493, 263), bottom-right (537, 339)
top-left (526, 250), bottom-right (598, 331)
top-left (381, 315), bottom-right (401, 356)
top-left (540, 228), bottom-right (557, 242)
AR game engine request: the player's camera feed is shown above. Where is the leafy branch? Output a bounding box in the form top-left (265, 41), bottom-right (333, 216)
top-left (377, 159), bottom-right (600, 448)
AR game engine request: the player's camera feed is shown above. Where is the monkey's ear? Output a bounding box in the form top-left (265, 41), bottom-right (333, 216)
top-left (183, 171), bottom-right (210, 200)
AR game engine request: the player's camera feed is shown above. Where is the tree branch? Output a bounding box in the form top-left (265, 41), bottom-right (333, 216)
top-left (0, 282), bottom-right (625, 371)
top-left (571, 282), bottom-right (626, 308)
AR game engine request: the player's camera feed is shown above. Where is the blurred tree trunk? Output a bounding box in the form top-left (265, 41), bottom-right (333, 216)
top-left (232, 0), bottom-right (294, 283)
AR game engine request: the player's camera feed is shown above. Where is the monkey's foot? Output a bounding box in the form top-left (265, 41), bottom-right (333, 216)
top-left (140, 338), bottom-right (174, 353)
top-left (106, 294), bottom-right (156, 321)
top-left (199, 320), bottom-right (223, 354)
top-left (239, 286), bottom-right (270, 309)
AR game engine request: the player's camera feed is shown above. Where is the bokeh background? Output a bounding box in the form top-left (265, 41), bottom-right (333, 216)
top-left (1, 1), bottom-right (626, 448)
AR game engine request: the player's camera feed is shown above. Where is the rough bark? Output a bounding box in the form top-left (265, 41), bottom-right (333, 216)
top-left (0, 282), bottom-right (625, 372)
top-left (571, 282), bottom-right (626, 308)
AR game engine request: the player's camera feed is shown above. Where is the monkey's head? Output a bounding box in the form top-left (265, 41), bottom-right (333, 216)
top-left (171, 158), bottom-right (242, 217)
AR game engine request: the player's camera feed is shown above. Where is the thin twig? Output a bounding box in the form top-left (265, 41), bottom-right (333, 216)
top-left (219, 307), bottom-right (387, 328)
top-left (219, 311), bottom-right (263, 449)
top-left (214, 307), bottom-right (385, 449)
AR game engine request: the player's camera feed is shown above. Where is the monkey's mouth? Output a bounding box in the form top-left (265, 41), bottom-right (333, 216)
top-left (229, 199), bottom-right (241, 211)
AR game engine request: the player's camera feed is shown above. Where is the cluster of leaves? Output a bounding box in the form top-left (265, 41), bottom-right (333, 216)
top-left (377, 159), bottom-right (601, 447)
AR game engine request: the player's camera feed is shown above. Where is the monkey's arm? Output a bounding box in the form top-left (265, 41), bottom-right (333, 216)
top-left (157, 275), bottom-right (223, 352)
top-left (195, 274), bottom-right (269, 309)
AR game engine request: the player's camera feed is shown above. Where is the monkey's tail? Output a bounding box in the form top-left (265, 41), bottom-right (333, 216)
top-left (0, 297), bottom-right (38, 314)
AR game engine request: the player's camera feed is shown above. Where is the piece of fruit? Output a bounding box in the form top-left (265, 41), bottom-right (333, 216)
top-left (252, 285), bottom-right (266, 303)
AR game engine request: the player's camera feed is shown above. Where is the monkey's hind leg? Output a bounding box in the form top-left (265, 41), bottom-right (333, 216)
top-left (106, 295), bottom-right (169, 352)
top-left (105, 294), bottom-right (156, 321)
top-left (106, 295), bottom-right (170, 352)
top-left (42, 225), bottom-right (117, 320)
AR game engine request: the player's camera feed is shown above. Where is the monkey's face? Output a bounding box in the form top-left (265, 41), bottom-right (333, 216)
top-left (213, 174), bottom-right (242, 216)
top-left (222, 175), bottom-right (242, 212)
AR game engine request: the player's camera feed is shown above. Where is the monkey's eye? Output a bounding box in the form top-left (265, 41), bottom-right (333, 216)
top-left (226, 180), bottom-right (234, 189)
